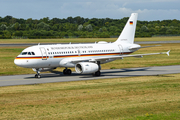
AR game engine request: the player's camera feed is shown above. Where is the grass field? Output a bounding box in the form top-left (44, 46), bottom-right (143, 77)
top-left (0, 74), bottom-right (180, 119)
top-left (0, 43), bottom-right (179, 76)
top-left (0, 36), bottom-right (180, 44)
top-left (0, 37), bottom-right (180, 119)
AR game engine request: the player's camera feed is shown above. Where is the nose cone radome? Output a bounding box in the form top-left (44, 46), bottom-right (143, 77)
top-left (14, 57), bottom-right (37, 68)
top-left (14, 58), bottom-right (30, 68)
top-left (14, 58), bottom-right (23, 67)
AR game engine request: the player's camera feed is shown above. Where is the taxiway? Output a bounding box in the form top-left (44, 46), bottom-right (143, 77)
top-left (0, 65), bottom-right (180, 87)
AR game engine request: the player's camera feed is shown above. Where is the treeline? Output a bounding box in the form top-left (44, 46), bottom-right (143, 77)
top-left (0, 15), bottom-right (180, 39)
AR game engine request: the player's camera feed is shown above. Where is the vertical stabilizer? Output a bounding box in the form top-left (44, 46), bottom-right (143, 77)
top-left (114, 13), bottom-right (138, 44)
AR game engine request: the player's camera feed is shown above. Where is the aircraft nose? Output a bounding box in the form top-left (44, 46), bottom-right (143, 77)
top-left (14, 59), bottom-right (22, 67)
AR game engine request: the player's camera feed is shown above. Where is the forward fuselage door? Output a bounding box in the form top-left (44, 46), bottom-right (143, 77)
top-left (39, 47), bottom-right (47, 60)
top-left (78, 49), bottom-right (81, 56)
top-left (118, 44), bottom-right (123, 55)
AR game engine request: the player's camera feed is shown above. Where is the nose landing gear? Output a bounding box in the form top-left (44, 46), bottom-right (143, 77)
top-left (35, 74), bottom-right (41, 78)
top-left (34, 68), bottom-right (41, 78)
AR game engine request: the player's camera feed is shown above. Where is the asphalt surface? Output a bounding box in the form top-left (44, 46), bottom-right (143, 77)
top-left (0, 65), bottom-right (180, 87)
top-left (0, 41), bottom-right (180, 47)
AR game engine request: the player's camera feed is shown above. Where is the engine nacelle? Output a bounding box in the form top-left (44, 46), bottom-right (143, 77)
top-left (32, 68), bottom-right (56, 72)
top-left (75, 62), bottom-right (99, 74)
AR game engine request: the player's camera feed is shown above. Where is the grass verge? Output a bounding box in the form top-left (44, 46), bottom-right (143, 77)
top-left (0, 74), bottom-right (180, 119)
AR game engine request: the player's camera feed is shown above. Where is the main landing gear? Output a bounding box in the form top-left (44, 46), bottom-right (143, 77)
top-left (35, 68), bottom-right (41, 78)
top-left (94, 70), bottom-right (101, 76)
top-left (63, 68), bottom-right (72, 75)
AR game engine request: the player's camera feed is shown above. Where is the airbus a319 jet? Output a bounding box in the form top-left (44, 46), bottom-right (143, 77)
top-left (14, 13), bottom-right (170, 78)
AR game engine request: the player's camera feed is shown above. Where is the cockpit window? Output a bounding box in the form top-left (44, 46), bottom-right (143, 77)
top-left (20, 52), bottom-right (35, 55)
top-left (28, 52), bottom-right (31, 55)
top-left (31, 52), bottom-right (35, 55)
top-left (21, 52), bottom-right (27, 55)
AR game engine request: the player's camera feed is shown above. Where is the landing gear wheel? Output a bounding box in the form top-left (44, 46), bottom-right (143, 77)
top-left (94, 71), bottom-right (101, 76)
top-left (63, 69), bottom-right (67, 75)
top-left (63, 68), bottom-right (72, 75)
top-left (66, 69), bottom-right (72, 75)
top-left (35, 74), bottom-right (41, 78)
top-left (35, 74), bottom-right (38, 78)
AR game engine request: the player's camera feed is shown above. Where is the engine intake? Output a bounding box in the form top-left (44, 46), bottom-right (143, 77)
top-left (75, 62), bottom-right (99, 74)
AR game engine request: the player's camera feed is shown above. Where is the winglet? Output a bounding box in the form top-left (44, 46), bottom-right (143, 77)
top-left (166, 50), bottom-right (170, 56)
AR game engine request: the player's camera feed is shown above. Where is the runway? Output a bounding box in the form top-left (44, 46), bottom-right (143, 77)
top-left (0, 41), bottom-right (180, 47)
top-left (0, 65), bottom-right (180, 87)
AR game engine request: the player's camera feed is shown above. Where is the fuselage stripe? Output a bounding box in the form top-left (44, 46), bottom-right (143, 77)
top-left (15, 52), bottom-right (132, 60)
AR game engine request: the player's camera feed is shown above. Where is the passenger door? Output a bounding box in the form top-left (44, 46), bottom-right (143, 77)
top-left (39, 47), bottom-right (47, 60)
top-left (118, 44), bottom-right (123, 55)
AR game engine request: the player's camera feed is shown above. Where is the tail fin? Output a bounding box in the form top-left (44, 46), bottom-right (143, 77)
top-left (114, 13), bottom-right (138, 44)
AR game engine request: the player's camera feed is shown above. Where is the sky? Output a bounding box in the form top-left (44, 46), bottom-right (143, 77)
top-left (0, 0), bottom-right (180, 21)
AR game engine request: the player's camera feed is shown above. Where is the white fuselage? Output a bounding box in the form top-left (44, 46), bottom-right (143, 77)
top-left (14, 42), bottom-right (137, 69)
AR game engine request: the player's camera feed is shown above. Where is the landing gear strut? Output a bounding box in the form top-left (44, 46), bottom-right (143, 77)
top-left (63, 68), bottom-right (72, 75)
top-left (35, 68), bottom-right (41, 78)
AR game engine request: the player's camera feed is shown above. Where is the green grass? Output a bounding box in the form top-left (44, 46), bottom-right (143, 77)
top-left (0, 36), bottom-right (180, 43)
top-left (0, 43), bottom-right (180, 76)
top-left (0, 74), bottom-right (180, 119)
top-left (129, 111), bottom-right (180, 120)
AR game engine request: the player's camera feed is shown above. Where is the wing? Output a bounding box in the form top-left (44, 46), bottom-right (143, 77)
top-left (71, 50), bottom-right (170, 63)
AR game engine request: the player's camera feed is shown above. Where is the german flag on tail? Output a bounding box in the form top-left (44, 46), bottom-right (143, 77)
top-left (129, 21), bottom-right (133, 25)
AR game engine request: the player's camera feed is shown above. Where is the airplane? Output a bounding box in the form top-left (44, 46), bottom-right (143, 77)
top-left (14, 13), bottom-right (170, 78)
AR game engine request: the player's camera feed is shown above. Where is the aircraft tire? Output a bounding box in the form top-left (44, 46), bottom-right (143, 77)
top-left (67, 69), bottom-right (72, 75)
top-left (95, 71), bottom-right (101, 76)
top-left (35, 74), bottom-right (41, 78)
top-left (63, 69), bottom-right (67, 75)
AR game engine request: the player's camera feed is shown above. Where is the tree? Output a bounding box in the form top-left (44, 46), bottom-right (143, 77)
top-left (67, 17), bottom-right (74, 23)
top-left (141, 25), bottom-right (148, 32)
top-left (74, 16), bottom-right (84, 24)
top-left (37, 22), bottom-right (50, 31)
top-left (9, 18), bottom-right (16, 24)
top-left (3, 30), bottom-right (11, 38)
top-left (85, 24), bottom-right (93, 32)
top-left (41, 17), bottom-right (49, 24)
top-left (13, 31), bottom-right (23, 36)
top-left (26, 18), bottom-right (32, 24)
top-left (0, 24), bottom-right (7, 30)
top-left (99, 28), bottom-right (103, 32)
top-left (14, 22), bottom-right (20, 30)
top-left (77, 24), bottom-right (83, 31)
top-left (3, 16), bottom-right (13, 23)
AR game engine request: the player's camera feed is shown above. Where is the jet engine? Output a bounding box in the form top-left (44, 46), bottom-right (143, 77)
top-left (75, 62), bottom-right (99, 74)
